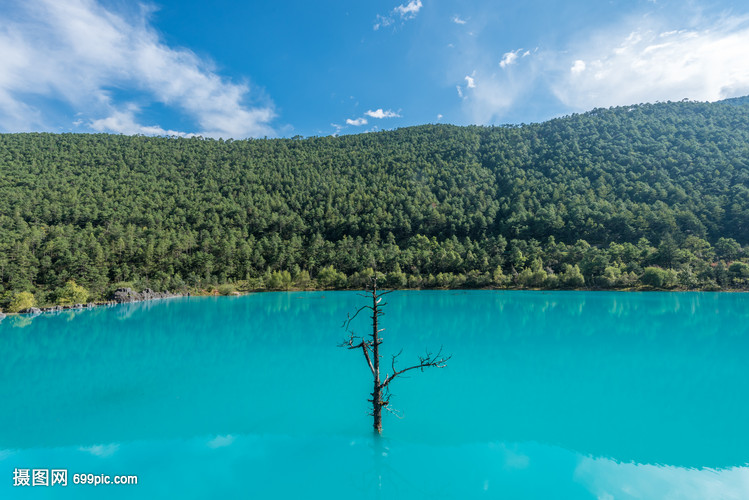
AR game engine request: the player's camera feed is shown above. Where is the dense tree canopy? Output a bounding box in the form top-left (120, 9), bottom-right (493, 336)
top-left (1, 98), bottom-right (748, 306)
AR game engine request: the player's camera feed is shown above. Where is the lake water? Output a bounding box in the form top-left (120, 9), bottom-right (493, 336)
top-left (1, 291), bottom-right (748, 499)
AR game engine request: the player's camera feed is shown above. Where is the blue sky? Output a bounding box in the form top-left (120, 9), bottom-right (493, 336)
top-left (1, 0), bottom-right (748, 138)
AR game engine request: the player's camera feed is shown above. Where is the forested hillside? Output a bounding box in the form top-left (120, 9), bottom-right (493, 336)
top-left (1, 98), bottom-right (748, 308)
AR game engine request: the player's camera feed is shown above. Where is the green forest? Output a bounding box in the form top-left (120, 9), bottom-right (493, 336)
top-left (1, 98), bottom-right (748, 310)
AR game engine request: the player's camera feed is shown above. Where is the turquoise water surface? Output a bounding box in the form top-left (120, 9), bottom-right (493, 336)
top-left (1, 291), bottom-right (748, 498)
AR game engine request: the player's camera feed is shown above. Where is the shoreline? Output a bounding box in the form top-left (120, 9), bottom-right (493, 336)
top-left (2, 285), bottom-right (745, 319)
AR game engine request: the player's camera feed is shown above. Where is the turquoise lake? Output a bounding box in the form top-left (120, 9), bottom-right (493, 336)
top-left (2, 290), bottom-right (749, 498)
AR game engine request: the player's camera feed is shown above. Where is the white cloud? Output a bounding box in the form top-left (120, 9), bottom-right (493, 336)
top-left (463, 78), bottom-right (518, 123)
top-left (346, 117), bottom-right (368, 126)
top-left (452, 15), bottom-right (467, 25)
top-left (394, 0), bottom-right (422, 18)
top-left (374, 0), bottom-right (423, 30)
top-left (500, 49), bottom-right (523, 69)
top-left (456, 85), bottom-right (464, 98)
top-left (552, 16), bottom-right (749, 110)
top-left (373, 17), bottom-right (390, 31)
top-left (465, 75), bottom-right (476, 88)
top-left (0, 0), bottom-right (275, 138)
top-left (437, 113), bottom-right (443, 120)
top-left (365, 108), bottom-right (400, 118)
top-left (570, 60), bottom-right (586, 74)
top-left (90, 107), bottom-right (191, 136)
top-left (453, 12), bottom-right (749, 125)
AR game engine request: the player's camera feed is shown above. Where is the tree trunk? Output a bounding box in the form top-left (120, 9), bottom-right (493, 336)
top-left (373, 384), bottom-right (382, 433)
top-left (372, 289), bottom-right (382, 433)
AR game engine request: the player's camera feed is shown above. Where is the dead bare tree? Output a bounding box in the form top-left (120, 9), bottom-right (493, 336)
top-left (340, 277), bottom-right (450, 434)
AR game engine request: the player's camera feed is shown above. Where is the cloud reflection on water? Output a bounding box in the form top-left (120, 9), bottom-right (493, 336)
top-left (3, 436), bottom-right (748, 499)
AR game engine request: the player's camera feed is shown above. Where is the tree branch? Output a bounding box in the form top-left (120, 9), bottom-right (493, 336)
top-left (381, 346), bottom-right (451, 388)
top-left (338, 333), bottom-right (376, 377)
top-left (380, 385), bottom-right (403, 418)
top-left (341, 304), bottom-right (372, 332)
top-left (360, 342), bottom-right (376, 377)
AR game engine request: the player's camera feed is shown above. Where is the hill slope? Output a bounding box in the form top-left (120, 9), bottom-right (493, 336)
top-left (1, 99), bottom-right (748, 304)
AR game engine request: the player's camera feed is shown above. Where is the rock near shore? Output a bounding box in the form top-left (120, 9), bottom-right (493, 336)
top-left (111, 287), bottom-right (179, 303)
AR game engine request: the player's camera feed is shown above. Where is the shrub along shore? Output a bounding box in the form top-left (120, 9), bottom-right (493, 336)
top-left (2, 261), bottom-right (746, 317)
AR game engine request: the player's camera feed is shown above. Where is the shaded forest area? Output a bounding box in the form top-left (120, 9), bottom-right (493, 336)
top-left (1, 98), bottom-right (748, 309)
